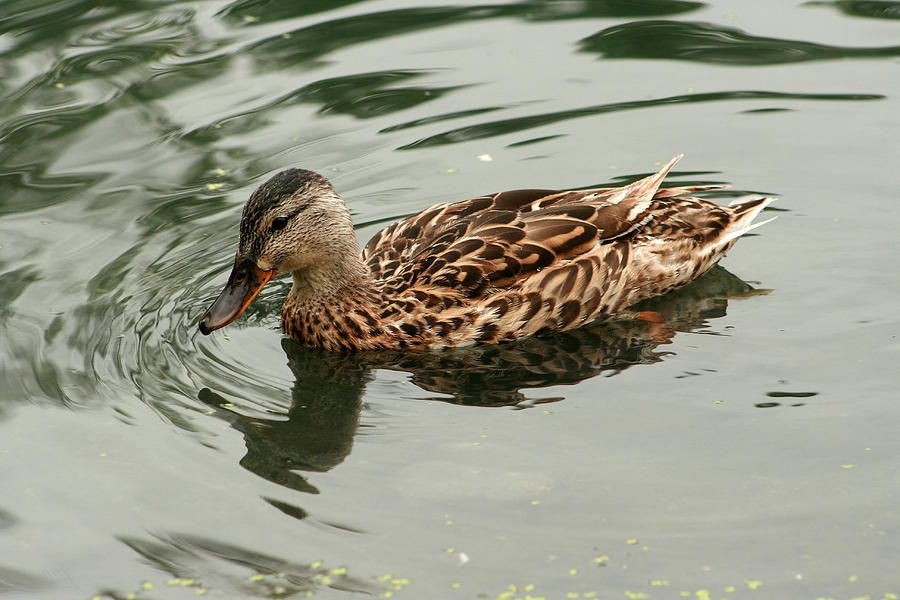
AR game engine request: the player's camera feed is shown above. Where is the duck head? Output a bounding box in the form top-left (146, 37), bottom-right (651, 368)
top-left (198, 168), bottom-right (356, 335)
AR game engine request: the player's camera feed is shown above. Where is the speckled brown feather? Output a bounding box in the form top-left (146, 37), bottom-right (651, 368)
top-left (212, 156), bottom-right (773, 351)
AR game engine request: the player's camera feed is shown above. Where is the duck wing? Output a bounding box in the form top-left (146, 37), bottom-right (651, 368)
top-left (362, 156), bottom-right (697, 297)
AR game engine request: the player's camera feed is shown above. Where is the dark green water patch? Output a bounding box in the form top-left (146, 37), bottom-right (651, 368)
top-left (579, 19), bottom-right (900, 64)
top-left (244, 1), bottom-right (703, 69)
top-left (805, 0), bottom-right (900, 20)
top-left (398, 90), bottom-right (884, 149)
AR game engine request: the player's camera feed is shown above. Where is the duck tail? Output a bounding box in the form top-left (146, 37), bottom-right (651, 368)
top-left (609, 154), bottom-right (683, 221)
top-left (713, 197), bottom-right (777, 249)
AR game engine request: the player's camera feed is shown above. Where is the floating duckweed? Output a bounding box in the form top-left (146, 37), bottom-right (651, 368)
top-left (275, 587), bottom-right (286, 594)
top-left (849, 596), bottom-right (870, 600)
top-left (627, 539), bottom-right (638, 545)
top-left (125, 594), bottom-right (136, 600)
top-left (378, 574), bottom-right (392, 582)
top-left (180, 579), bottom-right (195, 586)
top-left (568, 568), bottom-right (578, 575)
top-left (214, 168), bottom-right (227, 175)
top-left (885, 594), bottom-right (898, 600)
top-left (696, 590), bottom-right (711, 600)
top-left (524, 585), bottom-right (534, 591)
top-left (593, 556), bottom-right (610, 564)
top-left (445, 168), bottom-right (458, 174)
top-left (330, 567), bottom-right (347, 575)
top-left (566, 593), bottom-right (579, 598)
top-left (451, 582), bottom-right (461, 588)
top-left (378, 592), bottom-right (393, 599)
top-left (531, 500), bottom-right (541, 505)
top-left (390, 577), bottom-right (411, 590)
top-left (625, 592), bottom-right (649, 599)
top-left (168, 579), bottom-right (181, 586)
top-left (446, 547), bottom-right (455, 553)
top-left (843, 464), bottom-right (857, 469)
top-left (205, 183), bottom-right (224, 191)
top-left (744, 580), bottom-right (763, 590)
top-left (141, 582), bottom-right (154, 590)
top-left (584, 593), bottom-right (597, 598)
top-left (849, 575), bottom-right (859, 582)
top-left (542, 410), bottom-right (553, 415)
top-left (650, 580), bottom-right (669, 586)
top-left (249, 575), bottom-right (265, 582)
top-left (195, 590), bottom-right (207, 596)
top-left (724, 587), bottom-right (735, 593)
top-left (277, 572), bottom-right (286, 578)
top-left (311, 561), bottom-right (322, 569)
top-left (446, 519), bottom-right (454, 525)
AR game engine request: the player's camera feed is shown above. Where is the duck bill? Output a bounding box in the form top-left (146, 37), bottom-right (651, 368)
top-left (198, 259), bottom-right (275, 335)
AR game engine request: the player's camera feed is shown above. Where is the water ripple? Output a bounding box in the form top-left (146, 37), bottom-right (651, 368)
top-left (243, 1), bottom-right (703, 67)
top-left (398, 90), bottom-right (884, 149)
top-left (580, 19), bottom-right (900, 64)
top-left (805, 0), bottom-right (900, 20)
top-left (115, 532), bottom-right (378, 597)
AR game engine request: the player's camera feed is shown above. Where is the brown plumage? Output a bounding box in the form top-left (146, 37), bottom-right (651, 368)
top-left (198, 155), bottom-right (774, 351)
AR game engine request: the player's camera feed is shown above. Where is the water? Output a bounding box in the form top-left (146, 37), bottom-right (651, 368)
top-left (1, 1), bottom-right (898, 598)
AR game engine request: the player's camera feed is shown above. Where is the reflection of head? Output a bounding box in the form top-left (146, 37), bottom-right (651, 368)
top-left (198, 350), bottom-right (370, 495)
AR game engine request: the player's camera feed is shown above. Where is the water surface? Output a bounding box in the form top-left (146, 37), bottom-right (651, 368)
top-left (1, 1), bottom-right (898, 599)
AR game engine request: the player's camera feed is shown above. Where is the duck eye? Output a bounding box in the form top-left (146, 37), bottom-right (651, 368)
top-left (270, 216), bottom-right (289, 232)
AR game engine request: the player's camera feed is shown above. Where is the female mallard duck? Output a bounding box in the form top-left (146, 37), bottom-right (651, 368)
top-left (198, 155), bottom-right (773, 351)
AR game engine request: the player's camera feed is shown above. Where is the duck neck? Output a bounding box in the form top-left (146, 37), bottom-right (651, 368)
top-left (287, 250), bottom-right (373, 302)
top-left (282, 251), bottom-right (388, 351)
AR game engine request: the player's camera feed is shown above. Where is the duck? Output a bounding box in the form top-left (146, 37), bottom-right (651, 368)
top-left (198, 155), bottom-right (774, 351)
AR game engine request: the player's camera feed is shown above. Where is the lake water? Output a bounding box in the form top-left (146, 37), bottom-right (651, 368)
top-left (1, 1), bottom-right (898, 599)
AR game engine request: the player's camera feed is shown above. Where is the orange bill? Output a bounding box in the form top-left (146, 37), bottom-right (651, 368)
top-left (198, 258), bottom-right (275, 335)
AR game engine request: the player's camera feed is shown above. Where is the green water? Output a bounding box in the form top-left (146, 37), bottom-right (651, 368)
top-left (1, 1), bottom-right (898, 599)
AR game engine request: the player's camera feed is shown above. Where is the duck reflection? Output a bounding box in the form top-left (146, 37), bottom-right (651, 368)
top-left (198, 266), bottom-right (767, 494)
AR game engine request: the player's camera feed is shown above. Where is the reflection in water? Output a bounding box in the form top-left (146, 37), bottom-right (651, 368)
top-left (117, 532), bottom-right (376, 598)
top-left (396, 90), bottom-right (883, 149)
top-left (579, 19), bottom-right (900, 64)
top-left (199, 267), bottom-right (769, 494)
top-left (241, 0), bottom-right (703, 67)
top-left (198, 355), bottom-right (370, 495)
top-left (805, 0), bottom-right (900, 20)
top-left (222, 0), bottom-right (703, 27)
